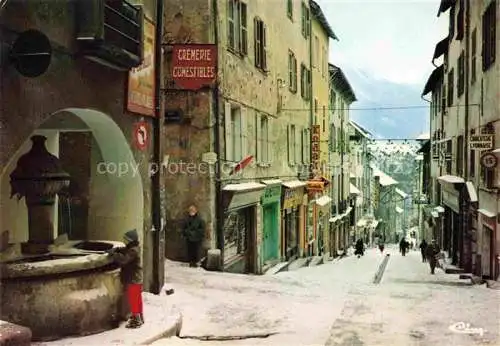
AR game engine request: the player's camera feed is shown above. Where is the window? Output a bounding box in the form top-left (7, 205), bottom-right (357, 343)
top-left (225, 103), bottom-right (245, 161)
top-left (444, 52), bottom-right (449, 71)
top-left (456, 135), bottom-right (463, 176)
top-left (288, 50), bottom-right (297, 93)
top-left (330, 124), bottom-right (336, 152)
top-left (482, 0), bottom-right (496, 71)
top-left (449, 5), bottom-right (455, 39)
top-left (301, 2), bottom-right (310, 38)
top-left (322, 105), bottom-right (326, 132)
top-left (314, 98), bottom-right (318, 114)
top-left (456, 0), bottom-right (464, 40)
top-left (227, 0), bottom-right (248, 55)
top-left (471, 28), bottom-right (477, 84)
top-left (294, 126), bottom-right (301, 164)
top-left (287, 0), bottom-right (293, 20)
top-left (254, 18), bottom-right (267, 71)
top-left (446, 140), bottom-right (452, 174)
top-left (441, 84), bottom-right (446, 113)
top-left (482, 166), bottom-right (495, 189)
top-left (331, 90), bottom-right (337, 114)
top-left (447, 69), bottom-right (454, 106)
top-left (457, 51), bottom-right (464, 97)
top-left (470, 137), bottom-right (475, 177)
top-left (313, 35), bottom-right (319, 67)
top-left (300, 63), bottom-right (311, 100)
top-left (256, 114), bottom-right (269, 164)
top-left (288, 124), bottom-right (297, 165)
top-left (303, 128), bottom-right (310, 163)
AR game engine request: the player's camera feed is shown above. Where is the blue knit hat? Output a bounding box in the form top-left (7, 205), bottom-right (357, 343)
top-left (124, 229), bottom-right (139, 243)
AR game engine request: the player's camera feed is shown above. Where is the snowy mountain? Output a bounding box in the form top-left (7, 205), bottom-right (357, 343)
top-left (341, 66), bottom-right (430, 140)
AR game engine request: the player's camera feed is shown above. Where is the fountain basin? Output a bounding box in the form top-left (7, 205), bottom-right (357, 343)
top-left (0, 240), bottom-right (128, 341)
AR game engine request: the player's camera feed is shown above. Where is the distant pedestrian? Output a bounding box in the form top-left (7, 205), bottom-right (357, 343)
top-left (378, 239), bottom-right (385, 253)
top-left (181, 205), bottom-right (206, 267)
top-left (107, 229), bottom-right (144, 328)
top-left (419, 239), bottom-right (428, 262)
top-left (425, 239), bottom-right (441, 274)
top-left (354, 239), bottom-right (364, 258)
top-left (400, 238), bottom-right (409, 256)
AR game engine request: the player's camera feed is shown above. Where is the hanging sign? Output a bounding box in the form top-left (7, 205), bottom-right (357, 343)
top-left (171, 44), bottom-right (217, 90)
top-left (133, 122), bottom-right (149, 151)
top-left (480, 152), bottom-right (497, 169)
top-left (470, 135), bottom-right (493, 150)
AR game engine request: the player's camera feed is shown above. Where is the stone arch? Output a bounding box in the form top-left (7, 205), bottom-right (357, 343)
top-left (1, 108), bottom-right (143, 243)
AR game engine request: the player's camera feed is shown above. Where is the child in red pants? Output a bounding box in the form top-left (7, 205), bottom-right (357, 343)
top-left (108, 229), bottom-right (144, 328)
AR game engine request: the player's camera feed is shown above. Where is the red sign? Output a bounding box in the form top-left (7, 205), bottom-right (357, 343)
top-left (133, 122), bottom-right (149, 151)
top-left (171, 44), bottom-right (217, 90)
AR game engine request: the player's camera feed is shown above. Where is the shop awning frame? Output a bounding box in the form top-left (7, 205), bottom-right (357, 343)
top-left (465, 181), bottom-right (478, 203)
top-left (478, 209), bottom-right (496, 218)
top-left (437, 175), bottom-right (465, 184)
top-left (282, 180), bottom-right (306, 189)
top-left (349, 183), bottom-right (361, 195)
top-left (395, 207), bottom-right (404, 214)
top-left (223, 182), bottom-right (266, 191)
top-left (261, 179), bottom-right (282, 185)
top-left (316, 195), bottom-right (332, 207)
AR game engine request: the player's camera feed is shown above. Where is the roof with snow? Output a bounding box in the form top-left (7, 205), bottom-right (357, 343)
top-left (310, 0), bottom-right (338, 40)
top-left (329, 64), bottom-right (357, 103)
top-left (350, 120), bottom-right (372, 138)
top-left (371, 165), bottom-right (398, 186)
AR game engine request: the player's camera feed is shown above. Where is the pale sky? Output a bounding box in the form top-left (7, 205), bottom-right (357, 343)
top-left (316, 0), bottom-right (449, 86)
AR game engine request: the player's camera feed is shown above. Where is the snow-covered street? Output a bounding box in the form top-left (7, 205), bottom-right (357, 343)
top-left (154, 247), bottom-right (499, 346)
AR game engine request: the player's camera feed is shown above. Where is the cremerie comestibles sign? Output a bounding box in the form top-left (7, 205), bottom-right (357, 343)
top-left (171, 44), bottom-right (217, 90)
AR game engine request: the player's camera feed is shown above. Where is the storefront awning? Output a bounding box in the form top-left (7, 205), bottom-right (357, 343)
top-left (395, 207), bottom-right (404, 214)
top-left (316, 195), bottom-right (332, 206)
top-left (492, 148), bottom-right (500, 154)
top-left (435, 206), bottom-right (445, 213)
top-left (357, 219), bottom-right (367, 227)
top-left (261, 179), bottom-right (282, 185)
top-left (349, 183), bottom-right (361, 195)
top-left (437, 175), bottom-right (465, 184)
top-left (371, 220), bottom-right (380, 229)
top-left (282, 180), bottom-right (306, 189)
top-left (465, 181), bottom-right (478, 203)
top-left (223, 182), bottom-right (266, 191)
top-left (329, 215), bottom-right (341, 223)
top-left (431, 211), bottom-right (439, 218)
top-left (478, 209), bottom-right (496, 218)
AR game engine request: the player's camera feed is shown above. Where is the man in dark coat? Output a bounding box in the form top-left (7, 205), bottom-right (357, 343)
top-left (354, 239), bottom-right (364, 258)
top-left (182, 205), bottom-right (206, 267)
top-left (419, 239), bottom-right (428, 262)
top-left (425, 239), bottom-right (441, 274)
top-left (108, 229), bottom-right (143, 328)
top-left (400, 238), bottom-right (408, 256)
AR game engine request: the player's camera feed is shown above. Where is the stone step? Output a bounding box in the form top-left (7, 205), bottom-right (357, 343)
top-left (308, 256), bottom-right (324, 267)
top-left (444, 265), bottom-right (465, 274)
top-left (486, 280), bottom-right (500, 290)
top-left (287, 257), bottom-right (310, 271)
top-left (0, 320), bottom-right (31, 346)
top-left (264, 261), bottom-right (289, 275)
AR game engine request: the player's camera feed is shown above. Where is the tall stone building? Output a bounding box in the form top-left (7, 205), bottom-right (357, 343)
top-left (423, 0), bottom-right (499, 279)
top-left (162, 0), bottom-right (337, 272)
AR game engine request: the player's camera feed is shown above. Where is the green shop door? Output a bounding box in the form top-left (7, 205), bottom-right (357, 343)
top-left (263, 204), bottom-right (279, 262)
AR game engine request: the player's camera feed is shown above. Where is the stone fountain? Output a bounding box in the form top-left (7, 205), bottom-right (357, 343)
top-left (0, 135), bottom-right (126, 341)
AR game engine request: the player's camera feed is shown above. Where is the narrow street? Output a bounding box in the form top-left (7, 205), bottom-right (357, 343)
top-left (154, 247), bottom-right (499, 346)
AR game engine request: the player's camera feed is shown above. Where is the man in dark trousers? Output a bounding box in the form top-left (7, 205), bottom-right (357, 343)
top-left (182, 205), bottom-right (206, 267)
top-left (419, 239), bottom-right (428, 262)
top-left (425, 239), bottom-right (441, 274)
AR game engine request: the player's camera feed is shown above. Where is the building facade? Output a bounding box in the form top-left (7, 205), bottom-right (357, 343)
top-left (424, 0), bottom-right (498, 279)
top-left (162, 0), bottom-right (337, 273)
top-left (327, 64), bottom-right (356, 254)
top-left (0, 0), bottom-right (164, 292)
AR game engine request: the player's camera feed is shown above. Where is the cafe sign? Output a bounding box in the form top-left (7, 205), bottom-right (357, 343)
top-left (311, 125), bottom-right (320, 171)
top-left (171, 44), bottom-right (217, 90)
top-left (470, 135), bottom-right (493, 150)
top-left (283, 188), bottom-right (303, 209)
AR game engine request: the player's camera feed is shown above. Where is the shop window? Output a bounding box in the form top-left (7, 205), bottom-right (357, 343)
top-left (223, 209), bottom-right (249, 259)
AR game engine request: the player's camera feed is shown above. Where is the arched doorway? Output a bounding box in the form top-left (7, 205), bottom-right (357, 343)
top-left (0, 108), bottom-right (144, 244)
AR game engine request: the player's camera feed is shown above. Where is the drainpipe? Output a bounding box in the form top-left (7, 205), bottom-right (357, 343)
top-left (212, 0), bottom-right (224, 267)
top-left (462, 0), bottom-right (470, 271)
top-left (151, 0), bottom-right (165, 295)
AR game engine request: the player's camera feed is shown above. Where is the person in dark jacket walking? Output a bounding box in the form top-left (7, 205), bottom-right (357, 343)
top-left (425, 239), bottom-right (440, 274)
top-left (182, 205), bottom-right (206, 267)
top-left (108, 229), bottom-right (143, 328)
top-left (400, 238), bottom-right (409, 256)
top-left (354, 239), bottom-right (364, 258)
top-left (419, 239), bottom-right (428, 262)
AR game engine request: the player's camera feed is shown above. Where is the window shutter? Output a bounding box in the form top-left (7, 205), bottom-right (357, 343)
top-left (239, 3), bottom-right (248, 54)
top-left (295, 127), bottom-right (300, 164)
top-left (225, 102), bottom-right (233, 160)
top-left (287, 124), bottom-right (292, 163)
top-left (306, 128), bottom-right (311, 163)
top-left (263, 23), bottom-right (267, 71)
top-left (266, 119), bottom-right (272, 163)
top-left (254, 17), bottom-right (260, 68)
top-left (228, 0), bottom-right (235, 49)
top-left (255, 112), bottom-right (261, 162)
top-left (240, 107), bottom-right (247, 158)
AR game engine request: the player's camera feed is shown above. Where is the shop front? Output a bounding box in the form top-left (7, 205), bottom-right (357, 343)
top-left (306, 179), bottom-right (330, 256)
top-left (222, 182), bottom-right (265, 274)
top-left (260, 180), bottom-right (282, 264)
top-left (281, 180), bottom-right (306, 260)
top-left (478, 208), bottom-right (497, 280)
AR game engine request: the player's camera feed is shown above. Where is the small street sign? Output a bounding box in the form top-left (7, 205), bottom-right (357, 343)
top-left (134, 121), bottom-right (149, 151)
top-left (480, 152), bottom-right (497, 169)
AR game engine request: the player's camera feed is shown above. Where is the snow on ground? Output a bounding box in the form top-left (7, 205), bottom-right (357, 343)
top-left (154, 247), bottom-right (499, 346)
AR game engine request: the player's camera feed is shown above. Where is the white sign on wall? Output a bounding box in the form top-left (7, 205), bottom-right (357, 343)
top-left (470, 135), bottom-right (493, 150)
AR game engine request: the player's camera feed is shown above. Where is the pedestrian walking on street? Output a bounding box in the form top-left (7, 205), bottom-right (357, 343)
top-left (354, 239), bottom-right (365, 258)
top-left (182, 205), bottom-right (206, 267)
top-left (107, 229), bottom-right (144, 328)
top-left (425, 239), bottom-right (441, 274)
top-left (400, 238), bottom-right (409, 256)
top-left (378, 239), bottom-right (385, 253)
top-left (419, 239), bottom-right (428, 262)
